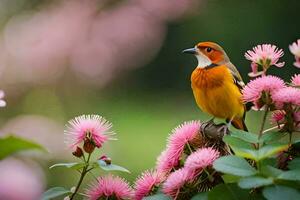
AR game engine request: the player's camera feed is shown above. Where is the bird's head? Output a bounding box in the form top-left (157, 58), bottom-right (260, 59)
top-left (182, 42), bottom-right (229, 68)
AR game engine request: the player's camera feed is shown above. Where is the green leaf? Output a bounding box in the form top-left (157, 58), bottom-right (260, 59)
top-left (0, 135), bottom-right (46, 160)
top-left (277, 169), bottom-right (300, 181)
top-left (223, 136), bottom-right (255, 158)
top-left (230, 129), bottom-right (259, 143)
top-left (222, 174), bottom-right (241, 183)
top-left (208, 184), bottom-right (251, 200)
top-left (223, 136), bottom-right (257, 160)
top-left (260, 165), bottom-right (283, 177)
top-left (260, 132), bottom-right (286, 143)
top-left (142, 193), bottom-right (172, 200)
top-left (49, 162), bottom-right (86, 170)
top-left (191, 192), bottom-right (208, 200)
top-left (263, 185), bottom-right (300, 200)
top-left (94, 160), bottom-right (130, 173)
top-left (42, 187), bottom-right (71, 200)
top-left (288, 158), bottom-right (300, 170)
top-left (238, 176), bottom-right (273, 189)
top-left (257, 143), bottom-right (288, 161)
top-left (213, 155), bottom-right (257, 177)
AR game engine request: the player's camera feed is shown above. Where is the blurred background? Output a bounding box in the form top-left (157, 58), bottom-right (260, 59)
top-left (0, 0), bottom-right (299, 199)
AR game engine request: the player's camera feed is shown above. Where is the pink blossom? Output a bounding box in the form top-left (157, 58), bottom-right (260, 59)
top-left (185, 147), bottom-right (220, 173)
top-left (134, 170), bottom-right (163, 200)
top-left (289, 39), bottom-right (300, 68)
top-left (270, 110), bottom-right (286, 125)
top-left (86, 175), bottom-right (133, 200)
top-left (162, 168), bottom-right (192, 198)
top-left (272, 87), bottom-right (300, 109)
top-left (64, 115), bottom-right (114, 149)
top-left (242, 75), bottom-right (285, 107)
top-left (245, 44), bottom-right (285, 76)
top-left (156, 150), bottom-right (176, 174)
top-left (291, 74), bottom-right (300, 86)
top-left (248, 62), bottom-right (264, 77)
top-left (0, 90), bottom-right (6, 107)
top-left (165, 121), bottom-right (201, 172)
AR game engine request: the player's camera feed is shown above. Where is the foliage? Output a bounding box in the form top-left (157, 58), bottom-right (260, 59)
top-left (0, 135), bottom-right (45, 160)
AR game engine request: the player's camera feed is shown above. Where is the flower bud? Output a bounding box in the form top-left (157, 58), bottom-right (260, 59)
top-left (99, 155), bottom-right (112, 165)
top-left (72, 147), bottom-right (83, 158)
top-left (83, 138), bottom-right (95, 154)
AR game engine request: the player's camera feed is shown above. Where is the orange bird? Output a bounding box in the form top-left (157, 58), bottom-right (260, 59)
top-left (183, 42), bottom-right (248, 131)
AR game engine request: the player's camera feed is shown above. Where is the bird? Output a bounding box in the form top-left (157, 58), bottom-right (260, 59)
top-left (182, 41), bottom-right (248, 131)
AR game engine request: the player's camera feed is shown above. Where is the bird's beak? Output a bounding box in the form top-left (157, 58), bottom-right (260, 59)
top-left (182, 47), bottom-right (197, 54)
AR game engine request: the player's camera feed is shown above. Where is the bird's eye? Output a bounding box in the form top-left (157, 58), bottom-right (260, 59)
top-left (206, 47), bottom-right (212, 53)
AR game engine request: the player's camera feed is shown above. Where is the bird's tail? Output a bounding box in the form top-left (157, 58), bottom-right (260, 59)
top-left (230, 118), bottom-right (248, 132)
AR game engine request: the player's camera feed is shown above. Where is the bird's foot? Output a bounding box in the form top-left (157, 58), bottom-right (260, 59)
top-left (200, 121), bottom-right (229, 140)
top-left (217, 125), bottom-right (230, 136)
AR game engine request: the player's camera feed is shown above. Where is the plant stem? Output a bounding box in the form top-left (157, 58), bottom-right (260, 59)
top-left (186, 142), bottom-right (193, 154)
top-left (258, 105), bottom-right (269, 140)
top-left (70, 153), bottom-right (92, 200)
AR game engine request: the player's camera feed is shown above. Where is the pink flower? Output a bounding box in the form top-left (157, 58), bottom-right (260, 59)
top-left (0, 90), bottom-right (6, 107)
top-left (245, 44), bottom-right (285, 76)
top-left (185, 147), bottom-right (220, 173)
top-left (134, 170), bottom-right (163, 200)
top-left (87, 175), bottom-right (133, 200)
top-left (242, 75), bottom-right (285, 107)
top-left (165, 121), bottom-right (201, 170)
top-left (291, 74), bottom-right (300, 86)
top-left (272, 87), bottom-right (300, 109)
top-left (162, 168), bottom-right (192, 198)
top-left (248, 63), bottom-right (264, 77)
top-left (270, 110), bottom-right (286, 125)
top-left (156, 150), bottom-right (176, 174)
top-left (64, 115), bottom-right (114, 149)
top-left (289, 39), bottom-right (300, 68)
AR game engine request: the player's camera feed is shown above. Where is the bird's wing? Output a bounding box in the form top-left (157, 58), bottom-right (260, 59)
top-left (226, 62), bottom-right (252, 112)
top-left (226, 62), bottom-right (245, 90)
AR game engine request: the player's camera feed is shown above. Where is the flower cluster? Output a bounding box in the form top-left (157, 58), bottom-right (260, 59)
top-left (62, 115), bottom-right (132, 200)
top-left (243, 40), bottom-right (300, 134)
top-left (134, 121), bottom-right (221, 199)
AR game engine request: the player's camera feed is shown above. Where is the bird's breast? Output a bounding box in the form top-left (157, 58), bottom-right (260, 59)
top-left (191, 66), bottom-right (230, 89)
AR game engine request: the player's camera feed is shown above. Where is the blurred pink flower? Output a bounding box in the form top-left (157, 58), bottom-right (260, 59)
top-left (166, 121), bottom-right (201, 168)
top-left (293, 111), bottom-right (300, 123)
top-left (134, 170), bottom-right (163, 200)
top-left (185, 147), bottom-right (220, 173)
top-left (64, 115), bottom-right (114, 149)
top-left (0, 158), bottom-right (44, 200)
top-left (86, 175), bottom-right (133, 200)
top-left (245, 44), bottom-right (285, 76)
top-left (291, 74), bottom-right (300, 86)
top-left (136, 0), bottom-right (200, 22)
top-left (272, 87), bottom-right (300, 109)
top-left (0, 90), bottom-right (6, 107)
top-left (270, 110), bottom-right (286, 125)
top-left (162, 168), bottom-right (192, 198)
top-left (242, 75), bottom-right (285, 108)
top-left (289, 39), bottom-right (300, 68)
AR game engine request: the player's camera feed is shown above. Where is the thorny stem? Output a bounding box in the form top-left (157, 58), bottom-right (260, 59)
top-left (70, 153), bottom-right (92, 200)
